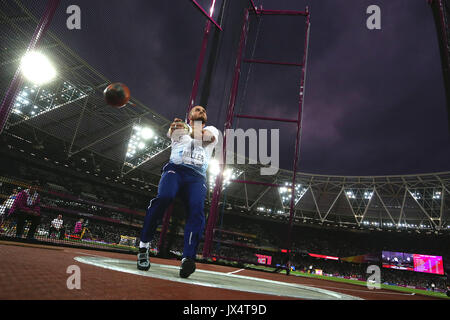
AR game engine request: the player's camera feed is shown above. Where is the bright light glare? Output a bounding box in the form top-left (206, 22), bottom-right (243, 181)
top-left (140, 128), bottom-right (154, 140)
top-left (223, 168), bottom-right (232, 179)
top-left (209, 0), bottom-right (216, 17)
top-left (208, 159), bottom-right (220, 176)
top-left (20, 51), bottom-right (56, 85)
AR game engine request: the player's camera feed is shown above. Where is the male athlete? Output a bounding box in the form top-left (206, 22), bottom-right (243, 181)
top-left (137, 105), bottom-right (219, 278)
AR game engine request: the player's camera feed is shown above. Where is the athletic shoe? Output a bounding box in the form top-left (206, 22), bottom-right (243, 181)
top-left (137, 247), bottom-right (150, 271)
top-left (179, 257), bottom-right (196, 278)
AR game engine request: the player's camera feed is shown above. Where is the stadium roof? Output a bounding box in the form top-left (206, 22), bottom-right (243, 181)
top-left (1, 0), bottom-right (449, 233)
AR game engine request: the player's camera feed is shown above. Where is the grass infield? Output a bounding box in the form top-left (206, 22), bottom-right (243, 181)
top-left (246, 264), bottom-right (450, 299)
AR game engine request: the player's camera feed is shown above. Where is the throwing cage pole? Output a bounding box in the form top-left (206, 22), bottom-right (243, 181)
top-left (428, 0), bottom-right (450, 130)
top-left (157, 0), bottom-right (225, 254)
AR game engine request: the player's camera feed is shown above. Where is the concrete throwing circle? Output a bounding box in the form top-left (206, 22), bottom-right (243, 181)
top-left (74, 256), bottom-right (363, 300)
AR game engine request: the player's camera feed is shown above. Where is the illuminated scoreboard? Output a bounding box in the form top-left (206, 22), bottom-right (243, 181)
top-left (255, 254), bottom-right (272, 265)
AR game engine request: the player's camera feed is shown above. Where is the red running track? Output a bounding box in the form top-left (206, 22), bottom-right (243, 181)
top-left (0, 241), bottom-right (444, 300)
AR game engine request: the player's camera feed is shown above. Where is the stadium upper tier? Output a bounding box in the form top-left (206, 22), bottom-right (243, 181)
top-left (215, 167), bottom-right (450, 232)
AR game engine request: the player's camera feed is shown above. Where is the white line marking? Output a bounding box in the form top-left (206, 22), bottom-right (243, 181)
top-left (74, 256), bottom-right (363, 300)
top-left (304, 283), bottom-right (415, 296)
top-left (227, 268), bottom-right (245, 275)
top-left (72, 251), bottom-right (110, 258)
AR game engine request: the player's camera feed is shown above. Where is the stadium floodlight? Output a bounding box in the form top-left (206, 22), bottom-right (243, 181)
top-left (208, 159), bottom-right (221, 176)
top-left (11, 81), bottom-right (88, 123)
top-left (345, 189), bottom-right (374, 201)
top-left (411, 191), bottom-right (421, 200)
top-left (256, 206), bottom-right (273, 213)
top-left (140, 127), bottom-right (154, 140)
top-left (123, 124), bottom-right (171, 169)
top-left (344, 188), bottom-right (374, 217)
top-left (364, 191), bottom-right (374, 200)
top-left (432, 191), bottom-right (441, 199)
top-left (20, 51), bottom-right (56, 85)
top-left (278, 181), bottom-right (308, 207)
top-left (345, 191), bottom-right (356, 199)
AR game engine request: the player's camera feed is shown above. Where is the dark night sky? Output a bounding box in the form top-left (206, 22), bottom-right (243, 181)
top-left (23, 0), bottom-right (450, 176)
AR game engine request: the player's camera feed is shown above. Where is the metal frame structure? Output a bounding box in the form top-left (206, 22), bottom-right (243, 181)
top-left (202, 7), bottom-right (311, 259)
top-left (0, 0), bottom-right (172, 186)
top-left (212, 169), bottom-right (450, 232)
top-left (191, 0), bottom-right (223, 31)
top-left (187, 0), bottom-right (218, 117)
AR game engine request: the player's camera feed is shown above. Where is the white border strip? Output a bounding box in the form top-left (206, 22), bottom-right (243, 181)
top-left (74, 256), bottom-right (363, 300)
top-left (227, 268), bottom-right (245, 275)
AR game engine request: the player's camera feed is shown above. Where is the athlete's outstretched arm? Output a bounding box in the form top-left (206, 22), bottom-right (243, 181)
top-left (201, 129), bottom-right (216, 145)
